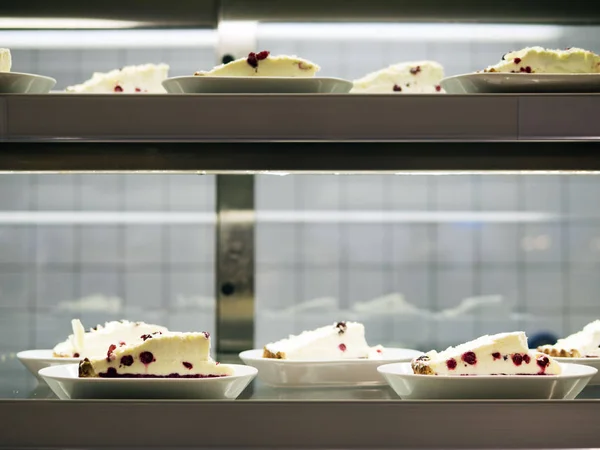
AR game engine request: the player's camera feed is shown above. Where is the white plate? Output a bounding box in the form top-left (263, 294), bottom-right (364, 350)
top-left (0, 72), bottom-right (56, 93)
top-left (378, 362), bottom-right (597, 400)
top-left (39, 363), bottom-right (257, 400)
top-left (17, 349), bottom-right (79, 381)
top-left (441, 73), bottom-right (600, 94)
top-left (239, 348), bottom-right (423, 388)
top-left (553, 357), bottom-right (600, 386)
top-left (162, 76), bottom-right (353, 94)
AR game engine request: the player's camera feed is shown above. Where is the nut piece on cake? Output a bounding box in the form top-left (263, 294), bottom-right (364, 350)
top-left (481, 47), bottom-right (600, 74)
top-left (538, 320), bottom-right (600, 358)
top-left (411, 332), bottom-right (561, 376)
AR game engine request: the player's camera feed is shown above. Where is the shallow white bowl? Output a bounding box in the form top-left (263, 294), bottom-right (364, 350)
top-left (0, 72), bottom-right (56, 93)
top-left (239, 348), bottom-right (423, 388)
top-left (163, 76), bottom-right (353, 94)
top-left (17, 349), bottom-right (79, 381)
top-left (378, 362), bottom-right (597, 400)
top-left (553, 357), bottom-right (600, 386)
top-left (441, 73), bottom-right (600, 94)
top-left (39, 363), bottom-right (257, 400)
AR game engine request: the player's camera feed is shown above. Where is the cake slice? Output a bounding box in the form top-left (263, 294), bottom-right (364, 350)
top-left (412, 332), bottom-right (561, 376)
top-left (53, 319), bottom-right (168, 358)
top-left (79, 331), bottom-right (233, 378)
top-left (66, 63), bottom-right (169, 93)
top-left (0, 49), bottom-right (11, 72)
top-left (538, 320), bottom-right (600, 358)
top-left (483, 47), bottom-right (600, 74)
top-left (263, 321), bottom-right (376, 360)
top-left (351, 61), bottom-right (444, 93)
top-left (195, 51), bottom-right (320, 77)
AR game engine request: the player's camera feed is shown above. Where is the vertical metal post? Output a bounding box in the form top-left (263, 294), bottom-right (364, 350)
top-left (216, 175), bottom-right (255, 354)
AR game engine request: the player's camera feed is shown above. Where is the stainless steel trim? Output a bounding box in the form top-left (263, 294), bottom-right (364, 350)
top-left (216, 175), bottom-right (254, 354)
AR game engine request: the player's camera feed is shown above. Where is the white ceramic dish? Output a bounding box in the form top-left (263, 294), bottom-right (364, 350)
top-left (17, 349), bottom-right (79, 381)
top-left (441, 73), bottom-right (600, 94)
top-left (162, 76), bottom-right (353, 94)
top-left (0, 72), bottom-right (56, 93)
top-left (39, 363), bottom-right (257, 400)
top-left (378, 362), bottom-right (597, 400)
top-left (239, 348), bottom-right (423, 388)
top-left (553, 357), bottom-right (600, 386)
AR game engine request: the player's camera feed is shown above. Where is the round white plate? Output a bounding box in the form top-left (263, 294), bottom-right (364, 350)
top-left (441, 73), bottom-right (600, 94)
top-left (0, 72), bottom-right (56, 93)
top-left (553, 357), bottom-right (600, 386)
top-left (378, 362), bottom-right (597, 400)
top-left (162, 76), bottom-right (353, 94)
top-left (239, 348), bottom-right (423, 388)
top-left (17, 349), bottom-right (79, 381)
top-left (39, 363), bottom-right (257, 400)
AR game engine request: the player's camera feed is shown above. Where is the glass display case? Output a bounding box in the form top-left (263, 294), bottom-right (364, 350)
top-left (2, 6), bottom-right (600, 449)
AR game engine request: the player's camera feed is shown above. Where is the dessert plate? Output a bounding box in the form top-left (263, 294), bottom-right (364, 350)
top-left (239, 348), bottom-right (422, 388)
top-left (441, 73), bottom-right (600, 94)
top-left (39, 363), bottom-right (257, 400)
top-left (553, 357), bottom-right (600, 386)
top-left (378, 362), bottom-right (597, 400)
top-left (0, 72), bottom-right (56, 93)
top-left (162, 76), bottom-right (353, 94)
top-left (17, 350), bottom-right (79, 381)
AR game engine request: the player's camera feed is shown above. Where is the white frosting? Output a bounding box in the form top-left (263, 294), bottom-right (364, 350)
top-left (83, 332), bottom-right (233, 377)
top-left (264, 322), bottom-right (373, 360)
top-left (416, 332), bottom-right (561, 375)
top-left (541, 320), bottom-right (600, 357)
top-left (0, 49), bottom-right (11, 72)
top-left (53, 319), bottom-right (168, 358)
top-left (484, 47), bottom-right (600, 74)
top-left (66, 63), bottom-right (169, 93)
top-left (351, 61), bottom-right (444, 93)
top-left (195, 52), bottom-right (320, 78)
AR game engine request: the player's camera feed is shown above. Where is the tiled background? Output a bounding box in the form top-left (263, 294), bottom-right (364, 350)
top-left (1, 24), bottom-right (600, 367)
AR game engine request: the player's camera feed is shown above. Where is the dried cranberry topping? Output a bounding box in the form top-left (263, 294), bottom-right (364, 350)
top-left (139, 351), bottom-right (155, 365)
top-left (106, 367), bottom-right (118, 376)
top-left (537, 355), bottom-right (550, 368)
top-left (141, 334), bottom-right (152, 341)
top-left (114, 85), bottom-right (123, 92)
top-left (106, 344), bottom-right (117, 361)
top-left (339, 343), bottom-right (347, 352)
top-left (119, 341), bottom-right (126, 346)
top-left (446, 358), bottom-right (457, 370)
top-left (462, 352), bottom-right (477, 365)
top-left (247, 52), bottom-right (258, 68)
top-left (523, 354), bottom-right (531, 364)
top-left (335, 322), bottom-right (347, 334)
top-left (182, 361), bottom-right (193, 370)
top-left (512, 354), bottom-right (523, 366)
top-left (135, 88), bottom-right (141, 92)
top-left (410, 66), bottom-right (422, 75)
top-left (256, 50), bottom-right (270, 60)
top-left (393, 84), bottom-right (402, 92)
top-left (492, 352), bottom-right (501, 360)
top-left (435, 85), bottom-right (442, 92)
top-left (203, 331), bottom-right (210, 339)
top-left (519, 66), bottom-right (532, 73)
top-left (73, 352), bottom-right (80, 358)
top-left (376, 348), bottom-right (382, 353)
top-left (514, 57), bottom-right (522, 64)
top-left (120, 355), bottom-right (134, 366)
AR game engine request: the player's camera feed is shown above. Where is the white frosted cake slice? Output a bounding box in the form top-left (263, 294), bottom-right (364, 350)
top-left (0, 49), bottom-right (11, 72)
top-left (351, 61), bottom-right (444, 93)
top-left (79, 331), bottom-right (233, 378)
top-left (66, 63), bottom-right (169, 93)
top-left (53, 319), bottom-right (168, 358)
top-left (412, 332), bottom-right (561, 376)
top-left (483, 47), bottom-right (600, 74)
top-left (538, 320), bottom-right (600, 358)
top-left (263, 322), bottom-right (376, 360)
top-left (195, 51), bottom-right (320, 77)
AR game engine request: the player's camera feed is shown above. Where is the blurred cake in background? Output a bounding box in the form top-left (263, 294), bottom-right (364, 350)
top-left (66, 63), bottom-right (169, 93)
top-left (351, 61), bottom-right (444, 93)
top-left (482, 47), bottom-right (600, 74)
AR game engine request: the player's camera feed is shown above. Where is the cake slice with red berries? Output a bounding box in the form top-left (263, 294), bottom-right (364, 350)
top-left (263, 321), bottom-right (381, 360)
top-left (0, 48), bottom-right (11, 72)
top-left (482, 47), bottom-right (600, 74)
top-left (538, 320), bottom-right (600, 358)
top-left (66, 63), bottom-right (169, 93)
top-left (78, 331), bottom-right (233, 378)
top-left (351, 61), bottom-right (444, 93)
top-left (412, 332), bottom-right (561, 376)
top-left (194, 51), bottom-right (320, 77)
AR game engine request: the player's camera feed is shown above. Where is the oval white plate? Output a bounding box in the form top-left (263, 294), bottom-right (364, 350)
top-left (163, 76), bottom-right (353, 94)
top-left (553, 357), bottom-right (600, 386)
top-left (239, 348), bottom-right (423, 388)
top-left (0, 72), bottom-right (56, 93)
top-left (39, 363), bottom-right (257, 400)
top-left (441, 73), bottom-right (600, 94)
top-left (17, 349), bottom-right (79, 381)
top-left (378, 362), bottom-right (597, 400)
